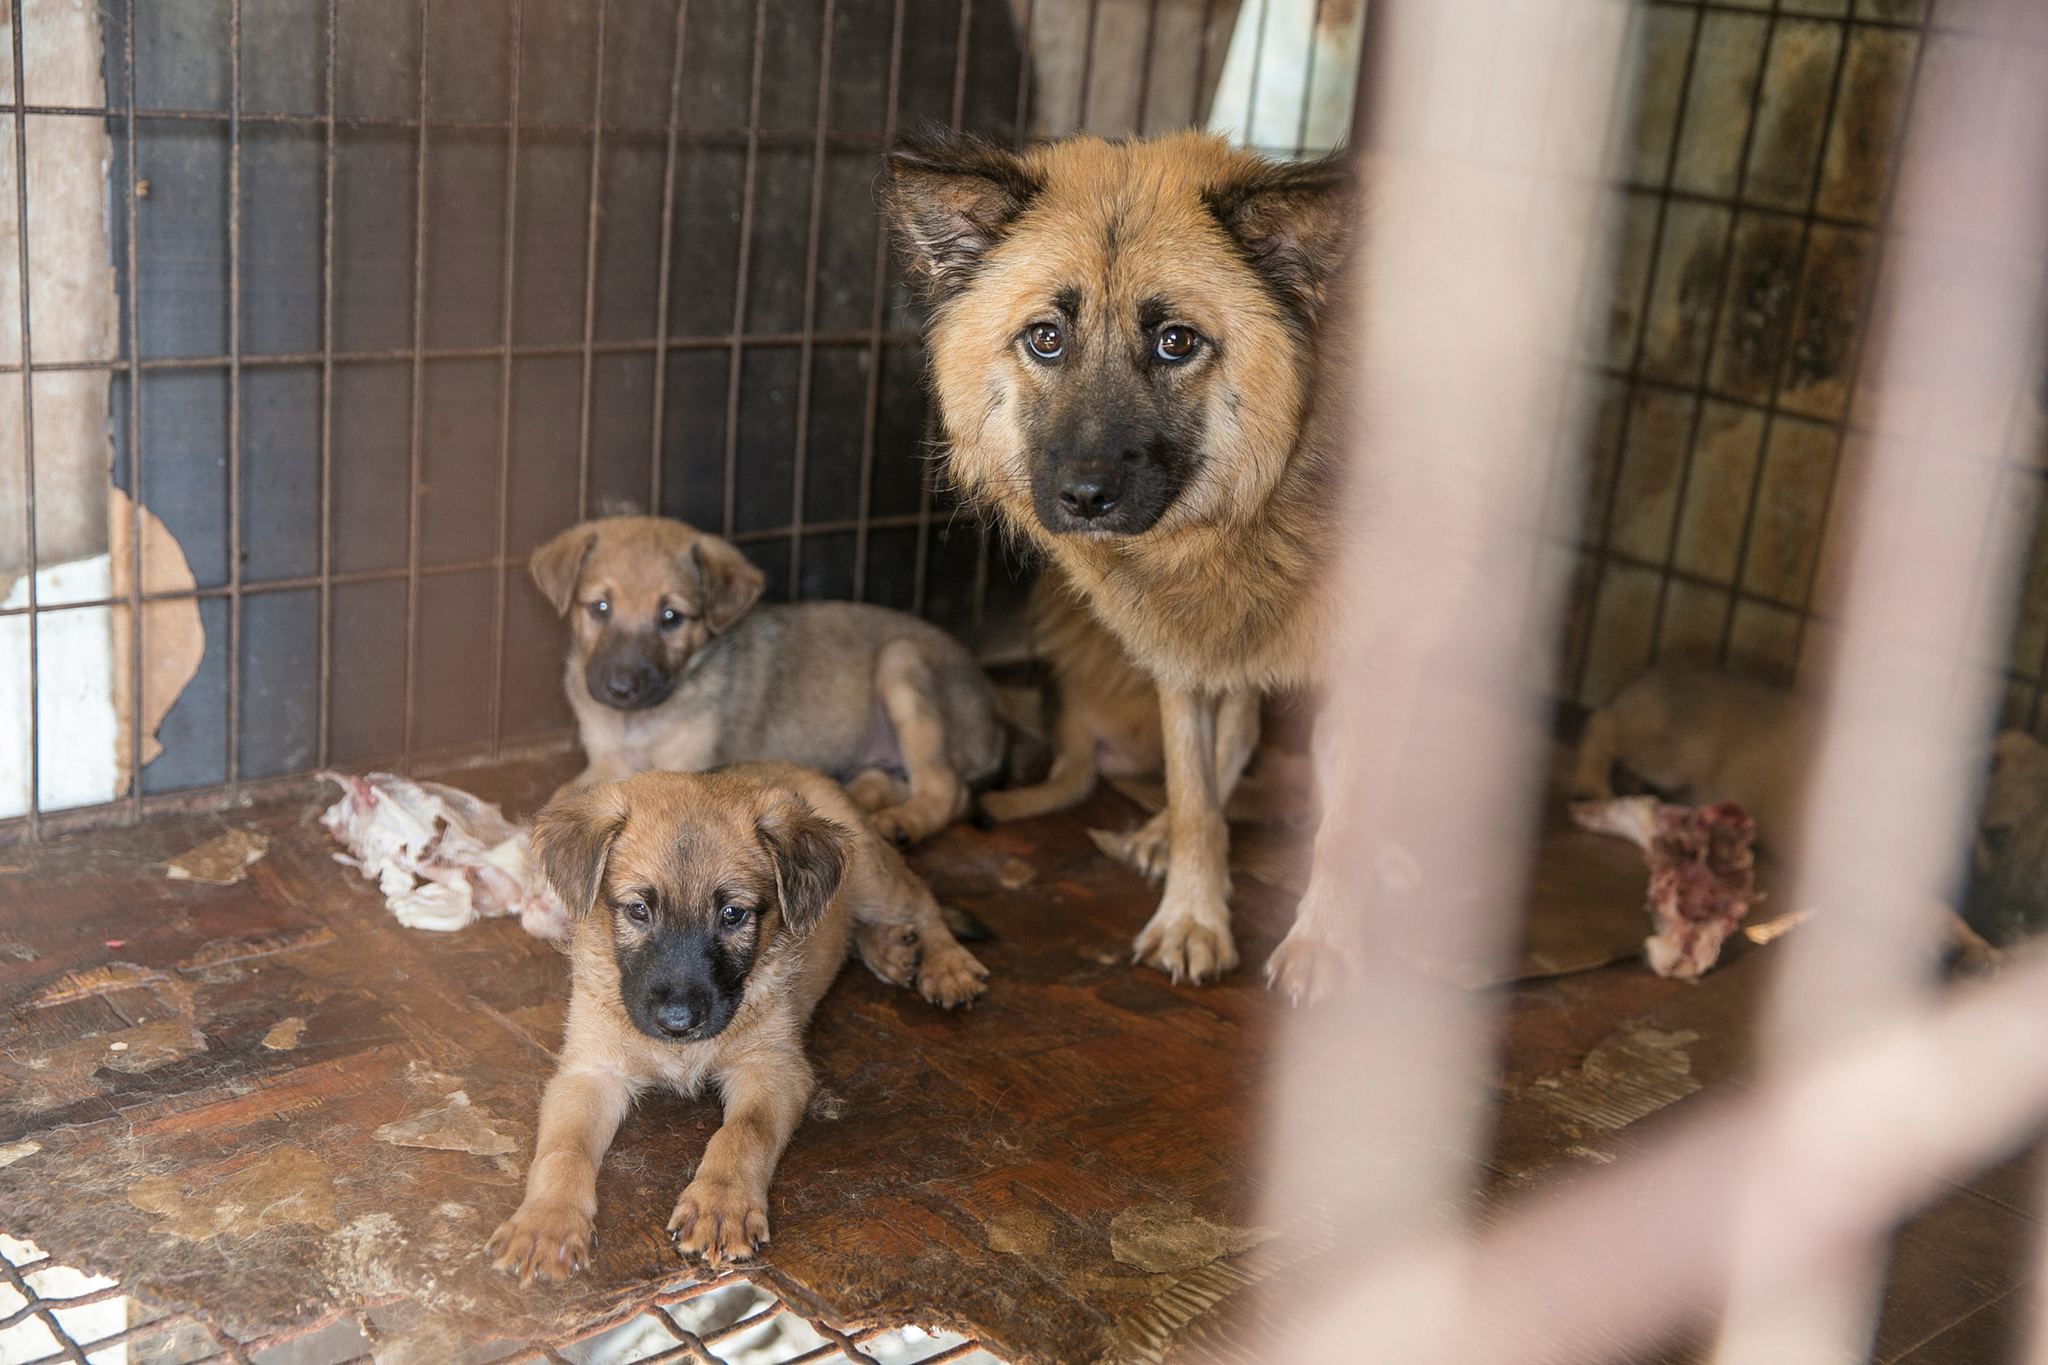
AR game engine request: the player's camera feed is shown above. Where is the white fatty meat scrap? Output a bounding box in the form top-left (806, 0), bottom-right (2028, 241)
top-left (320, 773), bottom-right (570, 942)
top-left (1571, 797), bottom-right (1759, 980)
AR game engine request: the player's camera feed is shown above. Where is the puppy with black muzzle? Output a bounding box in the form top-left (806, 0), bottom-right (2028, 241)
top-left (532, 515), bottom-right (1007, 846)
top-left (486, 762), bottom-right (988, 1280)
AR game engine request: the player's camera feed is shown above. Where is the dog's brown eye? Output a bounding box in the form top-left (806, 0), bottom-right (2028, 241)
top-left (622, 900), bottom-right (650, 925)
top-left (1155, 326), bottom-right (1198, 361)
top-left (1025, 323), bottom-right (1063, 360)
top-left (719, 904), bottom-right (749, 929)
top-left (590, 599), bottom-right (610, 618)
top-left (658, 606), bottom-right (685, 629)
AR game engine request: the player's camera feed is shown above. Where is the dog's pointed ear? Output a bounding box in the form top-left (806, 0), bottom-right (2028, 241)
top-left (884, 127), bottom-right (1042, 303)
top-left (531, 524), bottom-right (599, 616)
top-left (690, 534), bottom-right (766, 634)
top-left (1204, 152), bottom-right (1358, 325)
top-left (532, 783), bottom-right (630, 919)
top-left (755, 798), bottom-right (849, 938)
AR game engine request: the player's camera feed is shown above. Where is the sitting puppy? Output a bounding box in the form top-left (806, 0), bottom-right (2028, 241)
top-left (1571, 665), bottom-right (1812, 851)
top-left (532, 515), bottom-right (1005, 844)
top-left (487, 763), bottom-right (989, 1281)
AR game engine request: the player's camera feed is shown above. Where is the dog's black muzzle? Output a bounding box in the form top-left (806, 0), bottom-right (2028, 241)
top-left (585, 638), bottom-right (673, 711)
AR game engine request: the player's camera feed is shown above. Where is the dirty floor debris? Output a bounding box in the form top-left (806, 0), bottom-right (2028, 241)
top-left (0, 752), bottom-right (2031, 1364)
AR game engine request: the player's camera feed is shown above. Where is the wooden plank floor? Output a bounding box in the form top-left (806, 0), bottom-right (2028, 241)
top-left (0, 753), bottom-right (2032, 1363)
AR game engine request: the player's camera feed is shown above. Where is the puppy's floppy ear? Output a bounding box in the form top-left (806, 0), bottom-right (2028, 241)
top-left (1204, 151), bottom-right (1357, 326)
top-left (532, 783), bottom-right (629, 918)
top-left (530, 524), bottom-right (599, 616)
top-left (690, 534), bottom-right (766, 634)
top-left (883, 126), bottom-right (1042, 303)
top-left (755, 798), bottom-right (849, 938)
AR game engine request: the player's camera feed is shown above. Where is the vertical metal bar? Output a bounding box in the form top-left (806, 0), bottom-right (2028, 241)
top-left (1012, 0), bottom-right (1036, 141)
top-left (400, 0), bottom-right (431, 772)
top-left (9, 0), bottom-right (38, 839)
top-left (487, 0), bottom-right (523, 759)
top-left (1190, 0), bottom-right (1219, 129)
top-left (720, 0), bottom-right (770, 541)
top-left (226, 0), bottom-right (244, 796)
top-left (1567, 5), bottom-right (1708, 702)
top-left (124, 4), bottom-right (145, 819)
top-left (1242, 0), bottom-right (1271, 151)
top-left (316, 0), bottom-right (336, 769)
top-left (574, 0), bottom-right (609, 524)
top-left (646, 0), bottom-right (690, 517)
top-left (1074, 0), bottom-right (1102, 132)
top-left (849, 0), bottom-right (905, 601)
top-left (1133, 0), bottom-right (1162, 136)
top-left (785, 0), bottom-right (839, 595)
top-left (1290, 0), bottom-right (1318, 157)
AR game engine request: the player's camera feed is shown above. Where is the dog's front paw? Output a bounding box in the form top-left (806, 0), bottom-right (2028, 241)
top-left (916, 943), bottom-right (989, 1008)
top-left (852, 919), bottom-right (921, 987)
top-left (869, 804), bottom-right (935, 847)
top-left (1132, 890), bottom-right (1238, 985)
top-left (668, 1177), bottom-right (769, 1268)
top-left (487, 1201), bottom-right (594, 1283)
top-left (1089, 808), bottom-right (1172, 883)
top-left (1263, 915), bottom-right (1366, 1007)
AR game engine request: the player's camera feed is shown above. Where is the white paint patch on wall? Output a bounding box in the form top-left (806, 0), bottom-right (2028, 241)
top-left (1207, 0), bottom-right (1364, 157)
top-left (0, 553), bottom-right (118, 817)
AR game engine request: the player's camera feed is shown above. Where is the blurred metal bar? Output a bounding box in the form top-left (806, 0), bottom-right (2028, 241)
top-left (849, 0), bottom-right (906, 602)
top-left (1013, 0), bottom-right (1036, 141)
top-left (575, 0), bottom-right (610, 524)
top-left (123, 4), bottom-right (145, 819)
top-left (400, 0), bottom-right (432, 774)
top-left (786, 0), bottom-right (841, 595)
top-left (1134, 0), bottom-right (1162, 135)
top-left (488, 0), bottom-right (523, 759)
top-left (721, 0), bottom-right (771, 540)
top-left (226, 0), bottom-right (244, 796)
top-left (646, 0), bottom-right (689, 517)
top-left (1264, 0), bottom-right (1632, 1344)
top-left (316, 0), bottom-right (337, 771)
top-left (1074, 0), bottom-right (1101, 130)
top-left (9, 0), bottom-right (39, 839)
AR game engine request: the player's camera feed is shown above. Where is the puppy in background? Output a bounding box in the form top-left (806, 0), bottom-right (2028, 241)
top-left (1571, 665), bottom-right (1812, 850)
top-left (487, 762), bottom-right (988, 1281)
top-left (532, 516), bottom-right (1005, 845)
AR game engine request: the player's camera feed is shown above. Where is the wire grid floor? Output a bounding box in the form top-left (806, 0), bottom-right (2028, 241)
top-left (0, 1235), bottom-right (1003, 1365)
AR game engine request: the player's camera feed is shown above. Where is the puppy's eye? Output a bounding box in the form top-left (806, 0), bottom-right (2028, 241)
top-left (718, 904), bottom-right (750, 929)
top-left (590, 599), bottom-right (611, 619)
top-left (658, 606), bottom-right (686, 630)
top-left (1154, 326), bottom-right (1199, 362)
top-left (1025, 323), bottom-right (1063, 360)
top-left (621, 900), bottom-right (651, 925)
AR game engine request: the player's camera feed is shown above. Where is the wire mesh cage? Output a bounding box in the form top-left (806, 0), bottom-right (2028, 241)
top-left (0, 0), bottom-right (1363, 842)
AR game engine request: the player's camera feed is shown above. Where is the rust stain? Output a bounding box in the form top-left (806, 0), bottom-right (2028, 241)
top-left (127, 1145), bottom-right (339, 1240)
top-left (19, 963), bottom-right (169, 1011)
top-left (262, 1017), bottom-right (308, 1051)
top-left (165, 829), bottom-right (271, 885)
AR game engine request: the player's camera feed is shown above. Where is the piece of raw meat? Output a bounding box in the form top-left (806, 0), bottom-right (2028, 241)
top-left (320, 773), bottom-right (569, 942)
top-left (1571, 796), bottom-right (1759, 980)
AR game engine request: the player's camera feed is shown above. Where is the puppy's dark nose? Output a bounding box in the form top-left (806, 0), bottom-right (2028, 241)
top-left (603, 667), bottom-right (657, 704)
top-left (652, 997), bottom-right (697, 1036)
top-left (1057, 463), bottom-right (1123, 521)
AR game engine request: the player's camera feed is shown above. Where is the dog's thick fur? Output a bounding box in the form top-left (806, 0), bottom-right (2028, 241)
top-left (487, 763), bottom-right (988, 1281)
top-left (532, 516), bottom-right (1005, 844)
top-left (885, 129), bottom-right (1354, 987)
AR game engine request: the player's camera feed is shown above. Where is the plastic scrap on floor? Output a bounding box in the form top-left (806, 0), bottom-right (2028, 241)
top-left (320, 773), bottom-right (568, 941)
top-left (1570, 795), bottom-right (1759, 980)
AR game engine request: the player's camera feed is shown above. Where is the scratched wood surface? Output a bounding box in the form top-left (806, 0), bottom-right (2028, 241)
top-left (0, 755), bottom-right (2013, 1364)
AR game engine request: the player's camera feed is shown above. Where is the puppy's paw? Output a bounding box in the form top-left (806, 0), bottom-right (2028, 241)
top-left (668, 1177), bottom-right (769, 1268)
top-left (1132, 891), bottom-right (1238, 985)
top-left (852, 918), bottom-right (920, 988)
top-left (1263, 917), bottom-right (1366, 1007)
top-left (915, 943), bottom-right (989, 1008)
top-left (1090, 811), bottom-right (1171, 882)
top-left (486, 1201), bottom-right (594, 1283)
top-left (869, 805), bottom-right (932, 847)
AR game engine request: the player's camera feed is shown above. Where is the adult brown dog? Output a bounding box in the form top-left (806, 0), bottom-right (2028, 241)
top-left (885, 129), bottom-right (1354, 992)
top-left (531, 515), bottom-right (1005, 844)
top-left (487, 763), bottom-right (988, 1280)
